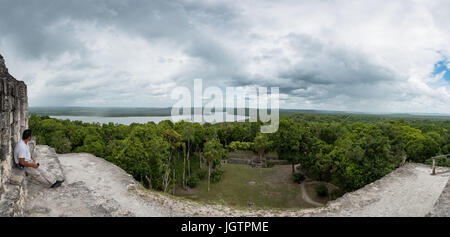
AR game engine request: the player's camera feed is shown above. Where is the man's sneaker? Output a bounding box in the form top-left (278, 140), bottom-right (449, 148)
top-left (50, 180), bottom-right (65, 189)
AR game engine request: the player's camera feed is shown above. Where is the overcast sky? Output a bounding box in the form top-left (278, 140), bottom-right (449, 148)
top-left (1, 0), bottom-right (449, 113)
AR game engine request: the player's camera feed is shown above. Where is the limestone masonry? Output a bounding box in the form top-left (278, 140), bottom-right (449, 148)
top-left (0, 54), bottom-right (29, 216)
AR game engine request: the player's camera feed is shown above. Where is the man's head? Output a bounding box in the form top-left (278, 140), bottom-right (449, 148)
top-left (22, 129), bottom-right (32, 142)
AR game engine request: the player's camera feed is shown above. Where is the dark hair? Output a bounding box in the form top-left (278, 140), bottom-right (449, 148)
top-left (22, 129), bottom-right (32, 140)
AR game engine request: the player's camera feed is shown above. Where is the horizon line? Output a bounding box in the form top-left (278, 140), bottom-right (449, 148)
top-left (28, 106), bottom-right (450, 117)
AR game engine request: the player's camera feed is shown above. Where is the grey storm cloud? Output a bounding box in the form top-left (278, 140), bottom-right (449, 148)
top-left (229, 33), bottom-right (401, 103)
top-left (0, 0), bottom-right (449, 113)
top-left (276, 34), bottom-right (401, 99)
top-left (0, 0), bottom-right (242, 60)
top-left (282, 34), bottom-right (398, 85)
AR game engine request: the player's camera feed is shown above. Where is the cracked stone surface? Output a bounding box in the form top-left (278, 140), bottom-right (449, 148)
top-left (311, 164), bottom-right (450, 217)
top-left (25, 145), bottom-right (181, 217)
top-left (427, 175), bottom-right (450, 217)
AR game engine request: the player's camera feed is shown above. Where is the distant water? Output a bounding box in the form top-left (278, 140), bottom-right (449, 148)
top-left (50, 112), bottom-right (248, 125)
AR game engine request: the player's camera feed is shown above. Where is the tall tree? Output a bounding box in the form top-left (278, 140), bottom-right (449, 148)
top-left (162, 129), bottom-right (182, 193)
top-left (253, 133), bottom-right (272, 164)
top-left (175, 121), bottom-right (195, 188)
top-left (203, 138), bottom-right (226, 192)
top-left (272, 120), bottom-right (303, 173)
top-left (192, 123), bottom-right (205, 169)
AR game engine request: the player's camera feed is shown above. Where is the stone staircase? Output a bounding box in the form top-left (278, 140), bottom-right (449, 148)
top-left (227, 153), bottom-right (290, 166)
top-left (250, 160), bottom-right (266, 168)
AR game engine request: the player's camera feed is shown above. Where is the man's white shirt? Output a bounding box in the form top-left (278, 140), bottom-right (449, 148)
top-left (14, 140), bottom-right (32, 164)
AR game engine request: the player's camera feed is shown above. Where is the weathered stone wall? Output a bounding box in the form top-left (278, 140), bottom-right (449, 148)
top-left (0, 53), bottom-right (28, 214)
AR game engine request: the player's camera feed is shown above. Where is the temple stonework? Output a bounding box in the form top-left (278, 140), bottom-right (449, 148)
top-left (0, 54), bottom-right (29, 216)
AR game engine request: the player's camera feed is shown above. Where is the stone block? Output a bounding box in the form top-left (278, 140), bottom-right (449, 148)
top-left (0, 112), bottom-right (10, 128)
top-left (9, 175), bottom-right (23, 185)
top-left (1, 160), bottom-right (10, 185)
top-left (28, 139), bottom-right (36, 156)
top-left (1, 81), bottom-right (6, 95)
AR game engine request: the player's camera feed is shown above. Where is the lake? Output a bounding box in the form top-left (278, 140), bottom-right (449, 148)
top-left (50, 112), bottom-right (248, 125)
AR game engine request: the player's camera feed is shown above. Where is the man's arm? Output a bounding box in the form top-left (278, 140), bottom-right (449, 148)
top-left (19, 158), bottom-right (38, 168)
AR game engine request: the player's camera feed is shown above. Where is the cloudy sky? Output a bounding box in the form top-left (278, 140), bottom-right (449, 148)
top-left (1, 0), bottom-right (449, 113)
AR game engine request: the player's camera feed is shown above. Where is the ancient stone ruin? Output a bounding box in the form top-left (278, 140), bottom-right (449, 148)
top-left (0, 54), bottom-right (29, 216)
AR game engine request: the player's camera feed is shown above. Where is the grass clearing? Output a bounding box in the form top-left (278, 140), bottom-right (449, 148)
top-left (176, 163), bottom-right (316, 209)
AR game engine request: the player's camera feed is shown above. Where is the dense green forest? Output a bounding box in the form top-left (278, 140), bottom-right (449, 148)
top-left (29, 113), bottom-right (450, 196)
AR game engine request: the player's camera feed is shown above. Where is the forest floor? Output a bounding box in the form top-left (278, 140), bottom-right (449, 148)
top-left (24, 145), bottom-right (450, 217)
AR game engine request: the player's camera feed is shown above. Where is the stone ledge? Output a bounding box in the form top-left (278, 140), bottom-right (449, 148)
top-left (9, 175), bottom-right (24, 185)
top-left (427, 177), bottom-right (450, 217)
top-left (0, 182), bottom-right (27, 217)
top-left (0, 167), bottom-right (27, 217)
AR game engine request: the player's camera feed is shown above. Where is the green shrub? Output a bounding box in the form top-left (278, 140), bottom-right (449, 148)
top-left (227, 141), bottom-right (253, 151)
top-left (266, 160), bottom-right (274, 168)
top-left (442, 144), bottom-right (450, 154)
top-left (34, 135), bottom-right (46, 145)
top-left (197, 170), bottom-right (208, 180)
top-left (424, 156), bottom-right (450, 167)
top-left (211, 169), bottom-right (224, 183)
top-left (187, 176), bottom-right (200, 188)
top-left (47, 131), bottom-right (72, 153)
top-left (293, 173), bottom-right (305, 183)
top-left (330, 189), bottom-right (345, 199)
top-left (314, 184), bottom-right (329, 197)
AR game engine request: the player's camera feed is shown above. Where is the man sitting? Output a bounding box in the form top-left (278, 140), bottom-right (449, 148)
top-left (14, 129), bottom-right (64, 188)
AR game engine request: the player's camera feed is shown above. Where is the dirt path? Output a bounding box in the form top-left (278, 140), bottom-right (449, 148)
top-left (300, 181), bottom-right (324, 207)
